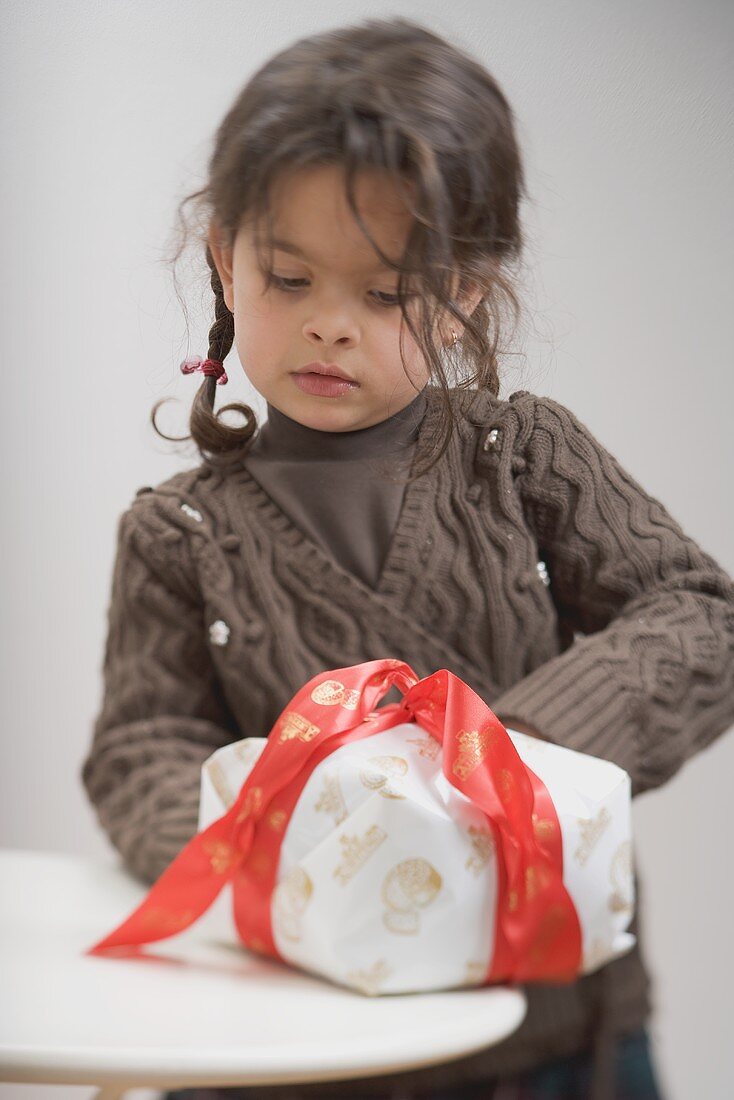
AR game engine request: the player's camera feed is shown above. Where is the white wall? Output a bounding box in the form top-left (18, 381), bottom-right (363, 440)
top-left (1, 2), bottom-right (732, 1097)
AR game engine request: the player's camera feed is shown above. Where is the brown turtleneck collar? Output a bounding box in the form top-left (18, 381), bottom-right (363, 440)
top-left (249, 386), bottom-right (429, 462)
top-left (241, 385), bottom-right (430, 591)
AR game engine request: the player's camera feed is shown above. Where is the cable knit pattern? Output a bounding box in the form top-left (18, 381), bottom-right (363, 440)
top-left (80, 385), bottom-right (734, 1093)
top-left (489, 393), bottom-right (734, 796)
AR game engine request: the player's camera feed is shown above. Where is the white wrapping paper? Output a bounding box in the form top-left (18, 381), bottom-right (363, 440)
top-left (195, 723), bottom-right (636, 995)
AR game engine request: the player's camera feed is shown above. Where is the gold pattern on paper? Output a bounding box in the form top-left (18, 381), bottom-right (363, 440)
top-left (359, 756), bottom-right (408, 799)
top-left (452, 726), bottom-right (497, 780)
top-left (407, 735), bottom-right (441, 761)
top-left (381, 858), bottom-right (443, 934)
top-left (465, 825), bottom-right (495, 876)
top-left (609, 839), bottom-right (633, 914)
top-left (205, 759), bottom-right (234, 809)
top-left (311, 680), bottom-right (361, 710)
top-left (506, 889), bottom-right (519, 913)
top-left (139, 905), bottom-right (197, 933)
top-left (465, 960), bottom-right (487, 985)
top-left (272, 866), bottom-right (313, 942)
top-left (233, 740), bottom-right (262, 770)
top-left (333, 824), bottom-right (388, 885)
top-left (278, 710), bottom-right (321, 744)
top-left (574, 807), bottom-right (612, 866)
top-left (532, 813), bottom-right (555, 841)
top-left (267, 808), bottom-right (288, 832)
top-left (314, 772), bottom-right (348, 825)
top-left (235, 786), bottom-right (264, 824)
top-left (346, 958), bottom-right (393, 996)
top-left (201, 837), bottom-right (240, 875)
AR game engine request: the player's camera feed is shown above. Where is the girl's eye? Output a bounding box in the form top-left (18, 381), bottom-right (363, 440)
top-left (269, 274), bottom-right (404, 308)
top-left (270, 275), bottom-right (308, 291)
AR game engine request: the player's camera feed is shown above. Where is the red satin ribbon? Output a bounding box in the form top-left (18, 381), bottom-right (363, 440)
top-left (86, 660), bottom-right (582, 983)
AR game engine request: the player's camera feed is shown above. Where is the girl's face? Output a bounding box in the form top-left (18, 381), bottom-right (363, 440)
top-left (208, 164), bottom-right (480, 432)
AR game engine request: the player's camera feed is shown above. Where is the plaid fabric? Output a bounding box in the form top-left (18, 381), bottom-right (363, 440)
top-left (161, 1026), bottom-right (664, 1100)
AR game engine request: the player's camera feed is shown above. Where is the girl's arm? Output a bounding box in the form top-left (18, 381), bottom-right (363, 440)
top-left (80, 494), bottom-right (241, 885)
top-left (489, 392), bottom-right (734, 796)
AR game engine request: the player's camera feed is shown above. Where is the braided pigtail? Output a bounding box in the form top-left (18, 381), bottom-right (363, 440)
top-left (151, 246), bottom-right (258, 470)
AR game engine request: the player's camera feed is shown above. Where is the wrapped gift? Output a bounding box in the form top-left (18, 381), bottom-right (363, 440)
top-left (87, 659), bottom-right (635, 994)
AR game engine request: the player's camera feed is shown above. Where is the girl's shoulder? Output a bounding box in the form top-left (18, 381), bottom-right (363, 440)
top-left (444, 383), bottom-right (536, 423)
top-left (444, 384), bottom-right (539, 452)
top-left (113, 464), bottom-right (230, 600)
top-left (127, 463), bottom-right (221, 523)
top-left (118, 463), bottom-right (228, 564)
top-left (451, 386), bottom-right (613, 481)
top-left (454, 385), bottom-right (599, 444)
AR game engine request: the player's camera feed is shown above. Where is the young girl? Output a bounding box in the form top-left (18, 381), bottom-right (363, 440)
top-left (81, 16), bottom-right (733, 1100)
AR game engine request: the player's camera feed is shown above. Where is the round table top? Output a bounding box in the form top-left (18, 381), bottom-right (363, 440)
top-left (1, 847), bottom-right (526, 1090)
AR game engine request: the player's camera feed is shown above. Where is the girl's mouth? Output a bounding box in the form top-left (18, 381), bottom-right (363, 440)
top-left (291, 372), bottom-right (360, 398)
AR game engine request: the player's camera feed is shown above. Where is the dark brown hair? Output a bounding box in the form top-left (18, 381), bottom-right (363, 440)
top-left (154, 16), bottom-right (528, 483)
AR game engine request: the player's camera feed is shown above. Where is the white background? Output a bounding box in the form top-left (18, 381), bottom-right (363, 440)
top-left (1, 2), bottom-right (732, 1097)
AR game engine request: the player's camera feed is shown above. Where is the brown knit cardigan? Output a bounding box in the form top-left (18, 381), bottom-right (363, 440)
top-left (81, 385), bottom-right (734, 1097)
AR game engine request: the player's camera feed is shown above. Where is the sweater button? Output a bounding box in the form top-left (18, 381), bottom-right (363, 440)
top-left (209, 619), bottom-right (230, 646)
top-left (482, 428), bottom-right (500, 451)
top-left (221, 534), bottom-right (241, 552)
top-left (180, 502), bottom-right (203, 523)
top-left (536, 560), bottom-right (551, 586)
top-left (467, 483), bottom-right (482, 502)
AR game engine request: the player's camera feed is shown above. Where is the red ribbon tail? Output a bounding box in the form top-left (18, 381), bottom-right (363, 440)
top-left (85, 815), bottom-right (247, 955)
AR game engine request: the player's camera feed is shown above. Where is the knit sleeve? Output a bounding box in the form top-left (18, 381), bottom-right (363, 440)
top-left (80, 493), bottom-right (241, 885)
top-left (489, 393), bottom-right (734, 797)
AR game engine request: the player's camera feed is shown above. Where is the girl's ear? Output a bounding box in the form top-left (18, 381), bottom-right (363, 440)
top-left (459, 281), bottom-right (485, 319)
top-left (207, 221), bottom-right (235, 313)
top-left (438, 278), bottom-right (485, 347)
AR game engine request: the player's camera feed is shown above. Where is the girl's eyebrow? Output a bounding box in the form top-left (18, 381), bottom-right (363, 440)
top-left (270, 236), bottom-right (392, 271)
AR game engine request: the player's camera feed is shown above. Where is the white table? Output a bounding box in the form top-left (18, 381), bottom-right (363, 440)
top-left (0, 848), bottom-right (527, 1097)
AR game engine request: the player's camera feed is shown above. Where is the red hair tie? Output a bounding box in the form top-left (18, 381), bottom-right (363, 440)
top-left (180, 356), bottom-right (228, 385)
